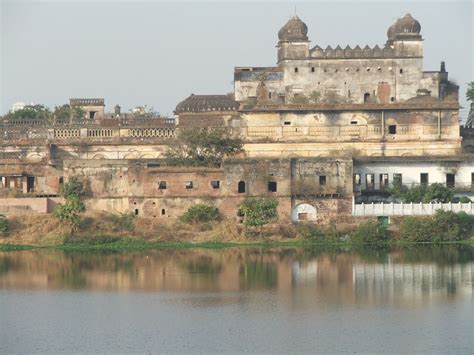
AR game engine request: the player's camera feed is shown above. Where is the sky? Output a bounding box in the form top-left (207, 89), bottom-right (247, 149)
top-left (1, 0), bottom-right (473, 119)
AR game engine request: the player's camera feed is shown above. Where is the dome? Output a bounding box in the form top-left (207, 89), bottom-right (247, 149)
top-left (397, 13), bottom-right (421, 34)
top-left (278, 15), bottom-right (308, 41)
top-left (386, 13), bottom-right (421, 41)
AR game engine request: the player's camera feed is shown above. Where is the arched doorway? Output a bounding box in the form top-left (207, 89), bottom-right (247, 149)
top-left (291, 203), bottom-right (317, 222)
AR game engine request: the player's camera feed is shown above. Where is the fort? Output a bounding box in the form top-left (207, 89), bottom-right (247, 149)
top-left (2, 13), bottom-right (474, 226)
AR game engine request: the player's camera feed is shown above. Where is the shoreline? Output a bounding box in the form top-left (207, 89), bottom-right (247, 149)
top-left (2, 239), bottom-right (474, 252)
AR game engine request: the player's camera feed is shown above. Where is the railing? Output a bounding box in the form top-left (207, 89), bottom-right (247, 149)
top-left (353, 199), bottom-right (474, 216)
top-left (355, 182), bottom-right (474, 193)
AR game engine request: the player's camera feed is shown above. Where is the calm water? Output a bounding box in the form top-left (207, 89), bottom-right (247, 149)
top-left (1, 246), bottom-right (473, 354)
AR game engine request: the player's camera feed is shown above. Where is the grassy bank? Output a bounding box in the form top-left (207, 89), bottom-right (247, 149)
top-left (1, 210), bottom-right (474, 251)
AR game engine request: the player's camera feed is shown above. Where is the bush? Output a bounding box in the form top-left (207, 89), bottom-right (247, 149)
top-left (60, 177), bottom-right (85, 198)
top-left (351, 220), bottom-right (389, 245)
top-left (110, 212), bottom-right (135, 232)
top-left (398, 210), bottom-right (474, 243)
top-left (240, 198), bottom-right (278, 227)
top-left (389, 183), bottom-right (455, 203)
top-left (0, 214), bottom-right (8, 234)
top-left (53, 196), bottom-right (86, 233)
top-left (297, 223), bottom-right (326, 242)
top-left (180, 204), bottom-right (221, 224)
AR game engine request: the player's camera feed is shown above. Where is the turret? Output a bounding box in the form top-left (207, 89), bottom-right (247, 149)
top-left (277, 15), bottom-right (310, 63)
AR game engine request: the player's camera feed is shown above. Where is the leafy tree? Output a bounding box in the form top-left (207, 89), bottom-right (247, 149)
top-left (179, 204), bottom-right (220, 223)
top-left (53, 196), bottom-right (86, 233)
top-left (240, 198), bottom-right (278, 227)
top-left (0, 214), bottom-right (8, 234)
top-left (53, 104), bottom-right (72, 121)
top-left (131, 105), bottom-right (160, 118)
top-left (60, 177), bottom-right (85, 198)
top-left (165, 128), bottom-right (243, 167)
top-left (389, 182), bottom-right (455, 203)
top-left (466, 81), bottom-right (474, 102)
top-left (54, 177), bottom-right (86, 234)
top-left (5, 104), bottom-right (51, 121)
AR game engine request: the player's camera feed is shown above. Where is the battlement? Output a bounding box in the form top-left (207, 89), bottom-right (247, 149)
top-left (70, 98), bottom-right (105, 106)
top-left (310, 45), bottom-right (399, 59)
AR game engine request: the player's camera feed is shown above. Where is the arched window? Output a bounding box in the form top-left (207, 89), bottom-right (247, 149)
top-left (238, 181), bottom-right (246, 193)
top-left (364, 92), bottom-right (370, 103)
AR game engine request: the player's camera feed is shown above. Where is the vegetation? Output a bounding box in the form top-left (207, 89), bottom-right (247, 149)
top-left (165, 128), bottom-right (243, 167)
top-left (53, 104), bottom-right (86, 121)
top-left (179, 204), bottom-right (221, 224)
top-left (351, 220), bottom-right (389, 245)
top-left (466, 81), bottom-right (474, 102)
top-left (110, 212), bottom-right (135, 232)
top-left (4, 104), bottom-right (51, 121)
top-left (54, 178), bottom-right (86, 234)
top-left (397, 210), bottom-right (474, 243)
top-left (388, 182), bottom-right (464, 203)
top-left (240, 198), bottom-right (278, 227)
top-left (0, 214), bottom-right (8, 234)
top-left (131, 105), bottom-right (160, 118)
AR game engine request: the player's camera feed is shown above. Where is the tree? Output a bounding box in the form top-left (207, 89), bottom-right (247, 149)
top-left (131, 105), bottom-right (160, 118)
top-left (466, 81), bottom-right (474, 102)
top-left (240, 198), bottom-right (278, 227)
top-left (165, 128), bottom-right (244, 167)
top-left (0, 214), bottom-right (8, 234)
top-left (5, 104), bottom-right (51, 121)
top-left (179, 204), bottom-right (220, 223)
top-left (54, 177), bottom-right (86, 234)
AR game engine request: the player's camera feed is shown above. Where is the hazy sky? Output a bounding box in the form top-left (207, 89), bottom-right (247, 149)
top-left (1, 0), bottom-right (473, 119)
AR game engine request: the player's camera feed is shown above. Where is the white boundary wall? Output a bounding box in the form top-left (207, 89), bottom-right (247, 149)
top-left (353, 198), bottom-right (474, 216)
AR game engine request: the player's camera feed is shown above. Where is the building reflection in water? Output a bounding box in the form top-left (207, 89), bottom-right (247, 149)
top-left (0, 246), bottom-right (472, 307)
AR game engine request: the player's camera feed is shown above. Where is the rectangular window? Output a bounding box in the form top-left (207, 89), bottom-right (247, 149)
top-left (311, 67), bottom-right (315, 73)
top-left (446, 173), bottom-right (455, 188)
top-left (268, 181), bottom-right (277, 192)
top-left (211, 180), bottom-right (220, 189)
top-left (353, 174), bottom-right (361, 186)
top-left (158, 181), bottom-right (167, 189)
top-left (388, 125), bottom-right (397, 134)
top-left (185, 181), bottom-right (193, 189)
top-left (366, 174), bottom-right (375, 190)
top-left (420, 173), bottom-right (429, 186)
top-left (350, 121), bottom-right (358, 125)
top-left (298, 213), bottom-right (308, 220)
top-left (379, 174), bottom-right (389, 189)
top-left (268, 92), bottom-right (272, 99)
top-left (294, 67), bottom-right (299, 73)
top-left (284, 121), bottom-right (291, 125)
top-left (393, 173), bottom-right (402, 187)
top-left (319, 175), bottom-right (327, 186)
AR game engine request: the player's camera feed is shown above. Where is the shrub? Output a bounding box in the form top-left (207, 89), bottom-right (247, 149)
top-left (351, 220), bottom-right (389, 245)
top-left (53, 196), bottom-right (86, 233)
top-left (398, 210), bottom-right (474, 243)
top-left (240, 198), bottom-right (278, 227)
top-left (0, 214), bottom-right (8, 234)
top-left (297, 223), bottom-right (326, 242)
top-left (180, 204), bottom-right (221, 224)
top-left (60, 177), bottom-right (85, 198)
top-left (110, 212), bottom-right (135, 232)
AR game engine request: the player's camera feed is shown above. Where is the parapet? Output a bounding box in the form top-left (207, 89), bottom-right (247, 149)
top-left (310, 45), bottom-right (395, 59)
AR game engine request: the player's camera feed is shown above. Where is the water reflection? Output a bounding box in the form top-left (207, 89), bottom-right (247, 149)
top-left (0, 246), bottom-right (473, 306)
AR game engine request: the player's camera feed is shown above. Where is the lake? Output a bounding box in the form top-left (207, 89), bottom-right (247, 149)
top-left (1, 245), bottom-right (473, 354)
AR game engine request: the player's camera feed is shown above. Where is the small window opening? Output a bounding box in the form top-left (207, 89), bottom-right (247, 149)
top-left (353, 174), bottom-right (361, 186)
top-left (211, 180), bottom-right (220, 189)
top-left (134, 202), bottom-right (137, 205)
top-left (390, 97), bottom-right (395, 102)
top-left (158, 181), bottom-right (167, 189)
top-left (348, 90), bottom-right (351, 98)
top-left (366, 174), bottom-right (375, 190)
top-left (268, 181), bottom-right (277, 192)
top-left (366, 67), bottom-right (370, 72)
top-left (298, 213), bottom-right (308, 221)
top-left (319, 175), bottom-right (327, 186)
top-left (268, 92), bottom-right (272, 99)
top-left (311, 67), bottom-right (315, 72)
top-left (399, 68), bottom-right (403, 74)
top-left (364, 93), bottom-right (370, 103)
top-left (471, 172), bottom-right (474, 186)
top-left (59, 176), bottom-right (64, 185)
top-left (185, 181), bottom-right (193, 189)
top-left (161, 208), bottom-right (166, 215)
top-left (284, 121), bottom-right (291, 126)
top-left (388, 125), bottom-right (397, 134)
top-left (446, 173), bottom-right (455, 188)
top-left (377, 67), bottom-right (382, 71)
top-left (89, 111), bottom-right (96, 119)
top-left (134, 209), bottom-right (139, 215)
top-left (379, 174), bottom-right (389, 189)
top-left (393, 173), bottom-right (403, 186)
top-left (238, 181), bottom-right (246, 193)
top-left (420, 173), bottom-right (429, 186)
top-left (294, 67), bottom-right (298, 73)
top-left (335, 69), bottom-right (338, 73)
top-left (152, 202), bottom-right (156, 205)
top-left (350, 121), bottom-right (358, 125)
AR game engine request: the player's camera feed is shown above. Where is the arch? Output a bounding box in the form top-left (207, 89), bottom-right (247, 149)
top-left (123, 152), bottom-right (139, 159)
top-left (363, 92), bottom-right (371, 103)
top-left (291, 203), bottom-right (317, 222)
top-left (26, 153), bottom-right (42, 162)
top-left (91, 154), bottom-right (106, 160)
top-left (238, 181), bottom-right (246, 193)
top-left (140, 154), bottom-right (155, 159)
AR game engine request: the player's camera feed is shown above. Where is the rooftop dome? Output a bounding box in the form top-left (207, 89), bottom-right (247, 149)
top-left (387, 13), bottom-right (421, 42)
top-left (175, 94), bottom-right (239, 114)
top-left (278, 15), bottom-right (308, 41)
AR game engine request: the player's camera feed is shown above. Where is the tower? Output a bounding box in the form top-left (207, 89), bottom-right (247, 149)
top-left (277, 15), bottom-right (310, 63)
